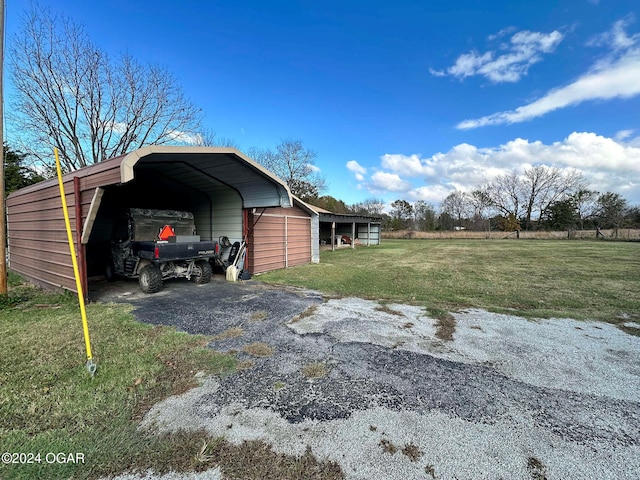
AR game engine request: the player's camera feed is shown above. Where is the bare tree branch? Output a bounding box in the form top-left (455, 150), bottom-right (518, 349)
top-left (249, 139), bottom-right (325, 202)
top-left (8, 6), bottom-right (202, 171)
top-left (480, 166), bottom-right (585, 229)
top-left (481, 170), bottom-right (524, 219)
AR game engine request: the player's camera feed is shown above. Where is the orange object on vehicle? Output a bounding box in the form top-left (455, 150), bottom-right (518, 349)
top-left (158, 225), bottom-right (175, 240)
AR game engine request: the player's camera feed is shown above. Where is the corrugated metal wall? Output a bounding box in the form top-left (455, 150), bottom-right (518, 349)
top-left (7, 180), bottom-right (76, 290)
top-left (310, 215), bottom-right (320, 263)
top-left (210, 185), bottom-right (243, 243)
top-left (357, 223), bottom-right (381, 245)
top-left (6, 158), bottom-right (122, 292)
top-left (250, 206), bottom-right (312, 274)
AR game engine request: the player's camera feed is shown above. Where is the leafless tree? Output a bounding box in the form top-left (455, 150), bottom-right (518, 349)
top-left (468, 190), bottom-right (494, 231)
top-left (521, 166), bottom-right (585, 230)
top-left (481, 166), bottom-right (585, 229)
top-left (8, 6), bottom-right (202, 171)
top-left (480, 171), bottom-right (524, 220)
top-left (249, 139), bottom-right (326, 202)
top-left (441, 190), bottom-right (473, 227)
top-left (350, 197), bottom-right (386, 216)
top-left (191, 127), bottom-right (239, 148)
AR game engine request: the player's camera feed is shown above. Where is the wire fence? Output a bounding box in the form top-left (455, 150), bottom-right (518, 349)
top-left (382, 228), bottom-right (640, 241)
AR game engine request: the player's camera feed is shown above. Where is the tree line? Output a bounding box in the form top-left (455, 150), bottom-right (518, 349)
top-left (3, 145), bottom-right (46, 195)
top-left (373, 166), bottom-right (639, 236)
top-left (304, 165), bottom-right (640, 237)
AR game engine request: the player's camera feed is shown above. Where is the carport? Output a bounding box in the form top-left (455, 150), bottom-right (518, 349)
top-left (314, 208), bottom-right (382, 249)
top-left (6, 146), bottom-right (298, 296)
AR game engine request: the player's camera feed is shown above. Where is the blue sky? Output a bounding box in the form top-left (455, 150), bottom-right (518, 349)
top-left (5, 0), bottom-right (640, 207)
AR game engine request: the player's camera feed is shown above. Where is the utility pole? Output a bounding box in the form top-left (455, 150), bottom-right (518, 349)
top-left (0, 0), bottom-right (7, 295)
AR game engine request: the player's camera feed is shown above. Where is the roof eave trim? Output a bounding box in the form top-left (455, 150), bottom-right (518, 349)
top-left (292, 195), bottom-right (320, 216)
top-left (120, 146), bottom-right (153, 183)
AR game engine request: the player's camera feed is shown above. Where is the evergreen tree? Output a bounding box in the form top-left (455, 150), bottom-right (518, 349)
top-left (4, 144), bottom-right (45, 195)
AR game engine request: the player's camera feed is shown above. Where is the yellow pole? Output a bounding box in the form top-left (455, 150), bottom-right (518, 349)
top-left (54, 149), bottom-right (96, 376)
top-left (0, 0), bottom-right (7, 295)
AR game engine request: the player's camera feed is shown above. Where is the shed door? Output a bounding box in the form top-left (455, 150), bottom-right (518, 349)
top-left (250, 207), bottom-right (311, 274)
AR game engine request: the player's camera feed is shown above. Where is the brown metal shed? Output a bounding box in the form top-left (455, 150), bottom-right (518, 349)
top-left (248, 198), bottom-right (319, 273)
top-left (6, 146), bottom-right (311, 295)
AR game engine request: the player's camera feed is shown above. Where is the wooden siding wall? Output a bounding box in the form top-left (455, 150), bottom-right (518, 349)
top-left (249, 206), bottom-right (311, 274)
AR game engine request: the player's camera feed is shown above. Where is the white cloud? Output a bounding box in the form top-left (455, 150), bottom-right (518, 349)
top-left (432, 29), bottom-right (563, 83)
top-left (487, 26), bottom-right (518, 42)
top-left (441, 51), bottom-right (493, 79)
top-left (349, 132), bottom-right (640, 205)
top-left (167, 129), bottom-right (202, 145)
top-left (380, 153), bottom-right (435, 177)
top-left (627, 135), bottom-right (640, 148)
top-left (615, 129), bottom-right (634, 141)
top-left (457, 49), bottom-right (640, 129)
top-left (550, 132), bottom-right (640, 172)
top-left (587, 15), bottom-right (640, 51)
top-left (369, 172), bottom-right (411, 192)
top-left (346, 160), bottom-right (367, 181)
top-left (458, 18), bottom-right (640, 129)
top-left (381, 143), bottom-right (511, 191)
top-left (346, 160), bottom-right (366, 175)
top-left (406, 185), bottom-right (454, 204)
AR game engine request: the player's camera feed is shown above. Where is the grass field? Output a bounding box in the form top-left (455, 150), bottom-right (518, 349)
top-left (261, 239), bottom-right (640, 326)
top-left (0, 273), bottom-right (239, 479)
top-left (2, 238), bottom-right (638, 479)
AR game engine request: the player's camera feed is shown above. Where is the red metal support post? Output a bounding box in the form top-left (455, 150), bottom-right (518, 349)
top-left (73, 177), bottom-right (88, 299)
top-left (243, 208), bottom-right (250, 273)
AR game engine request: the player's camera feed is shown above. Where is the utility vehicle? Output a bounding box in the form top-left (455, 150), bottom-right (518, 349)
top-left (106, 208), bottom-right (217, 293)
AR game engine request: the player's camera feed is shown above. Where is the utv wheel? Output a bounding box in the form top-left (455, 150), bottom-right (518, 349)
top-left (104, 261), bottom-right (117, 282)
top-left (192, 260), bottom-right (213, 284)
top-left (139, 265), bottom-right (163, 293)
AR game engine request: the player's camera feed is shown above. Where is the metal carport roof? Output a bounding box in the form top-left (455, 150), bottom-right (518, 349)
top-left (120, 146), bottom-right (292, 209)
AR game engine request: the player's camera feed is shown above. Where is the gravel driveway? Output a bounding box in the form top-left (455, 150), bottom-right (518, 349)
top-left (96, 276), bottom-right (640, 480)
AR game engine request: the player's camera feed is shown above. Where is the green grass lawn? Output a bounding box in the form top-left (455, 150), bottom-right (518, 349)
top-left (260, 239), bottom-right (640, 325)
top-left (2, 239), bottom-right (637, 479)
top-left (0, 274), bottom-right (238, 480)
